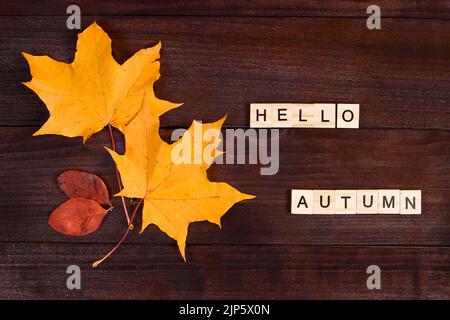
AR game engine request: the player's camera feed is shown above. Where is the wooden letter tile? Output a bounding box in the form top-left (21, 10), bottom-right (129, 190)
top-left (271, 104), bottom-right (293, 128)
top-left (400, 190), bottom-right (422, 215)
top-left (315, 104), bottom-right (336, 128)
top-left (291, 104), bottom-right (318, 128)
top-left (250, 103), bottom-right (272, 128)
top-left (313, 190), bottom-right (335, 214)
top-left (378, 189), bottom-right (400, 214)
top-left (291, 189), bottom-right (314, 214)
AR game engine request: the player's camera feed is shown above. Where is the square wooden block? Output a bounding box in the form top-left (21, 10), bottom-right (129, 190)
top-left (271, 104), bottom-right (294, 128)
top-left (250, 103), bottom-right (272, 128)
top-left (335, 190), bottom-right (357, 214)
top-left (313, 190), bottom-right (335, 214)
top-left (291, 189), bottom-right (314, 214)
top-left (400, 190), bottom-right (422, 214)
top-left (291, 104), bottom-right (314, 128)
top-left (378, 189), bottom-right (400, 214)
top-left (337, 104), bottom-right (359, 129)
top-left (313, 104), bottom-right (336, 128)
top-left (356, 190), bottom-right (378, 214)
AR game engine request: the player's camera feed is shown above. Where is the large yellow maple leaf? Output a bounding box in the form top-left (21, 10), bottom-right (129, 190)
top-left (23, 22), bottom-right (161, 141)
top-left (107, 91), bottom-right (255, 260)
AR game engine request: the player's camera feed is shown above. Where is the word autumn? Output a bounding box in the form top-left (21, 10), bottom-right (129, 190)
top-left (250, 103), bottom-right (359, 128)
top-left (291, 190), bottom-right (421, 215)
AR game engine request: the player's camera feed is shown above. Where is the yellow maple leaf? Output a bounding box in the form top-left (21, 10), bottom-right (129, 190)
top-left (23, 22), bottom-right (162, 142)
top-left (107, 92), bottom-right (255, 260)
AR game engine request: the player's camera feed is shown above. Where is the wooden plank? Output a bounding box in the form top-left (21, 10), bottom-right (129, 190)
top-left (313, 190), bottom-right (336, 214)
top-left (1, 17), bottom-right (450, 129)
top-left (0, 243), bottom-right (449, 299)
top-left (1, 0), bottom-right (450, 18)
top-left (1, 127), bottom-right (449, 246)
top-left (291, 189), bottom-right (314, 214)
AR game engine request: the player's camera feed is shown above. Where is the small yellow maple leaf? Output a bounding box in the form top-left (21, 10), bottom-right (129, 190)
top-left (23, 22), bottom-right (161, 142)
top-left (107, 92), bottom-right (255, 260)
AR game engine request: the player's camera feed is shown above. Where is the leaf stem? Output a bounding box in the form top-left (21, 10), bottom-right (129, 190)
top-left (107, 124), bottom-right (133, 229)
top-left (92, 198), bottom-right (143, 268)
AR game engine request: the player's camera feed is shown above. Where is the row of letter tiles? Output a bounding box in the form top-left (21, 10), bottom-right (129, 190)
top-left (250, 103), bottom-right (359, 128)
top-left (291, 190), bottom-right (421, 215)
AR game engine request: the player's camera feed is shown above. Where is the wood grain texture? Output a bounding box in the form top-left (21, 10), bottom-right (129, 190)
top-left (1, 17), bottom-right (450, 129)
top-left (1, 0), bottom-right (450, 18)
top-left (1, 243), bottom-right (449, 299)
top-left (0, 2), bottom-right (449, 300)
top-left (1, 127), bottom-right (448, 246)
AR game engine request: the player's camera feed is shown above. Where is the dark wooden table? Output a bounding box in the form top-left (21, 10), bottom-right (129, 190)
top-left (0, 1), bottom-right (449, 299)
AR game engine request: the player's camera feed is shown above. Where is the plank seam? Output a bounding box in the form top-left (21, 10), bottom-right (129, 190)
top-left (1, 15), bottom-right (450, 21)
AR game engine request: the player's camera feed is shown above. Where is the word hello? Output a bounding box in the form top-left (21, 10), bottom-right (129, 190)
top-left (291, 189), bottom-right (421, 214)
top-left (250, 103), bottom-right (359, 128)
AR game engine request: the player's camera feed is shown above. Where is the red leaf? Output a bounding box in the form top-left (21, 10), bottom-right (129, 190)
top-left (58, 170), bottom-right (110, 206)
top-left (48, 198), bottom-right (110, 236)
